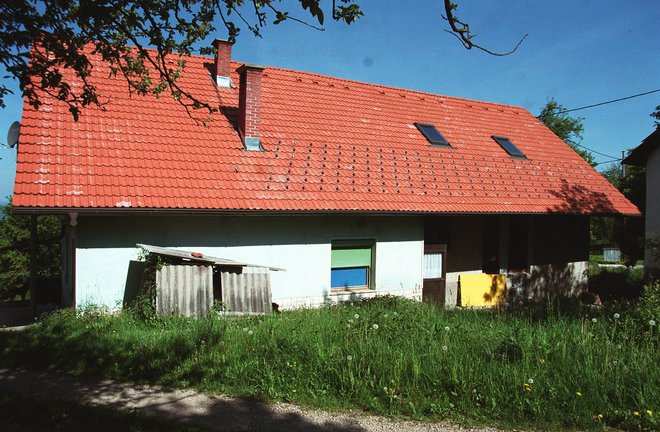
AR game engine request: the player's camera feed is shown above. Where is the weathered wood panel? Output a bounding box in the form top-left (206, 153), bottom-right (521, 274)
top-left (220, 267), bottom-right (272, 314)
top-left (156, 264), bottom-right (213, 317)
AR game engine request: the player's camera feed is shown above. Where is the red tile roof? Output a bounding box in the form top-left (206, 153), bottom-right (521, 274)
top-left (13, 49), bottom-right (639, 215)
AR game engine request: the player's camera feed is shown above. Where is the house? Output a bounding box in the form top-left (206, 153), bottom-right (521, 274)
top-left (623, 129), bottom-right (660, 277)
top-left (12, 40), bottom-right (640, 310)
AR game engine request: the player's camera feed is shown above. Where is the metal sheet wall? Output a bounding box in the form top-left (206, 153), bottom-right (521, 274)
top-left (221, 267), bottom-right (272, 314)
top-left (156, 264), bottom-right (213, 317)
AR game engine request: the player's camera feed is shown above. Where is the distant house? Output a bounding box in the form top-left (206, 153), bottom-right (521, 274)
top-left (623, 129), bottom-right (660, 276)
top-left (12, 40), bottom-right (639, 310)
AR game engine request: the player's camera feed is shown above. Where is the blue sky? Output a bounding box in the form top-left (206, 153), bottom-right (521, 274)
top-left (1, 0), bottom-right (659, 203)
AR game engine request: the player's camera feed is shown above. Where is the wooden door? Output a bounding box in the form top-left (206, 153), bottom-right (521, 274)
top-left (422, 244), bottom-right (447, 306)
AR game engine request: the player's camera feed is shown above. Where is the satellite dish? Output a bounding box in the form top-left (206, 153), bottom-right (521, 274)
top-left (6, 121), bottom-right (20, 148)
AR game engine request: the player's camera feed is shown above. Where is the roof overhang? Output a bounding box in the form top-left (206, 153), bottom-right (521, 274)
top-left (10, 206), bottom-right (640, 217)
top-left (622, 129), bottom-right (660, 167)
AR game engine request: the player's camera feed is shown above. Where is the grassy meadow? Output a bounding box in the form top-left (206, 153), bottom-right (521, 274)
top-left (1, 293), bottom-right (658, 431)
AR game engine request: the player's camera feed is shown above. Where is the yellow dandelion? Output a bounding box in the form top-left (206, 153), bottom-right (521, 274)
top-left (633, 411), bottom-right (640, 416)
top-left (647, 410), bottom-right (653, 416)
top-left (576, 391), bottom-right (583, 397)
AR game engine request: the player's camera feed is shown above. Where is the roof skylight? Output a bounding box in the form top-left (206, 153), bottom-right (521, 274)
top-left (492, 135), bottom-right (526, 158)
top-left (414, 123), bottom-right (450, 147)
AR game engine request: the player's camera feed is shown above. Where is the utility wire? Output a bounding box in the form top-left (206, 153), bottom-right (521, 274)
top-left (593, 157), bottom-right (623, 167)
top-left (573, 142), bottom-right (618, 160)
top-left (545, 88), bottom-right (660, 115)
top-left (537, 88), bottom-right (658, 163)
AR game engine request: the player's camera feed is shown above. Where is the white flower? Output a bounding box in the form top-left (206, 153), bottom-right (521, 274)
top-left (650, 320), bottom-right (657, 326)
top-left (393, 312), bottom-right (398, 316)
top-left (242, 327), bottom-right (248, 332)
top-left (347, 324), bottom-right (351, 328)
top-left (384, 314), bottom-right (389, 318)
top-left (442, 345), bottom-right (448, 351)
top-left (346, 355), bottom-right (353, 361)
top-left (617, 344), bottom-right (622, 349)
top-left (528, 378), bottom-right (534, 384)
top-left (444, 326), bottom-right (450, 332)
top-left (592, 318), bottom-right (597, 323)
top-left (248, 330), bottom-right (254, 335)
top-left (354, 313), bottom-right (360, 319)
top-left (613, 313), bottom-right (620, 319)
top-left (383, 386), bottom-right (388, 392)
top-left (372, 324), bottom-right (379, 330)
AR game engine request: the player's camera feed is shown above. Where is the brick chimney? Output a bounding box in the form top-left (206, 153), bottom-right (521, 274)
top-left (237, 63), bottom-right (265, 151)
top-left (213, 38), bottom-right (233, 88)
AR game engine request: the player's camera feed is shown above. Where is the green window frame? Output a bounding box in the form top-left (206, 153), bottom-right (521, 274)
top-left (330, 240), bottom-right (375, 291)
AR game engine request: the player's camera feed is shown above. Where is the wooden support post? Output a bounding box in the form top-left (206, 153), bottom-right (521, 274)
top-left (29, 215), bottom-right (38, 318)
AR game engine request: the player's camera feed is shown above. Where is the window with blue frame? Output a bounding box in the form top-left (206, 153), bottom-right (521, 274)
top-left (330, 240), bottom-right (374, 290)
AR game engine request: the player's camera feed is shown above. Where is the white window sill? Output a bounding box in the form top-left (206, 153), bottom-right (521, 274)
top-left (329, 288), bottom-right (374, 296)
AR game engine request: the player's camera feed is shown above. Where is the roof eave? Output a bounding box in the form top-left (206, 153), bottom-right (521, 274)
top-left (10, 206), bottom-right (641, 217)
top-left (622, 128), bottom-right (660, 166)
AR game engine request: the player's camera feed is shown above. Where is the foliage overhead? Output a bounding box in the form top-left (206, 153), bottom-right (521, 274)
top-left (0, 0), bottom-right (363, 120)
top-left (1, 1), bottom-right (525, 121)
top-left (537, 98), bottom-right (596, 166)
top-left (652, 105), bottom-right (660, 129)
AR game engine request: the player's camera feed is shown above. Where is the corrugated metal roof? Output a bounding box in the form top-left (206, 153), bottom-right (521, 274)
top-left (137, 244), bottom-right (284, 271)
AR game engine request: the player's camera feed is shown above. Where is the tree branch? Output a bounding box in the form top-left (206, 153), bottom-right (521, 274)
top-left (442, 0), bottom-right (527, 56)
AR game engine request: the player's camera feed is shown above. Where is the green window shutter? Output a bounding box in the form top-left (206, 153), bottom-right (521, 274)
top-left (331, 246), bottom-right (372, 268)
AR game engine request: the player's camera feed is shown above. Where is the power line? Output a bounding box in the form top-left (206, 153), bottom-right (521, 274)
top-left (574, 142), bottom-right (617, 160)
top-left (549, 88), bottom-right (660, 115)
top-left (593, 157), bottom-right (623, 167)
top-left (536, 89), bottom-right (659, 162)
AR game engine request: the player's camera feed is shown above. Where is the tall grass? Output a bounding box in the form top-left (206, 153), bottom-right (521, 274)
top-left (1, 297), bottom-right (657, 430)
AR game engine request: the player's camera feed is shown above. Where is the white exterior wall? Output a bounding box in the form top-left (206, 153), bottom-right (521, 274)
top-left (73, 215), bottom-right (424, 309)
top-left (527, 261), bottom-right (588, 299)
top-left (646, 148), bottom-right (660, 273)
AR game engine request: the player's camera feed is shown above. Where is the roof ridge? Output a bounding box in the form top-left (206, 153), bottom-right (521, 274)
top-left (92, 45), bottom-right (526, 113)
top-left (232, 60), bottom-right (528, 113)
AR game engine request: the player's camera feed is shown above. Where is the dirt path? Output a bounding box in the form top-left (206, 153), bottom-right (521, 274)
top-left (0, 368), bottom-right (501, 432)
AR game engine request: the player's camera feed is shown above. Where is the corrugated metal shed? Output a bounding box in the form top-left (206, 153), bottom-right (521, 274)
top-left (137, 244), bottom-right (283, 317)
top-left (156, 264), bottom-right (213, 317)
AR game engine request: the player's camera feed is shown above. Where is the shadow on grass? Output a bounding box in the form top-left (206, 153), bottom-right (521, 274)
top-left (0, 369), bottom-right (365, 432)
top-left (589, 265), bottom-right (644, 301)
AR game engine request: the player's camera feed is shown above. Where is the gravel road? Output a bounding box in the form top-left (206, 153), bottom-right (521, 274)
top-left (0, 368), bottom-right (502, 432)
